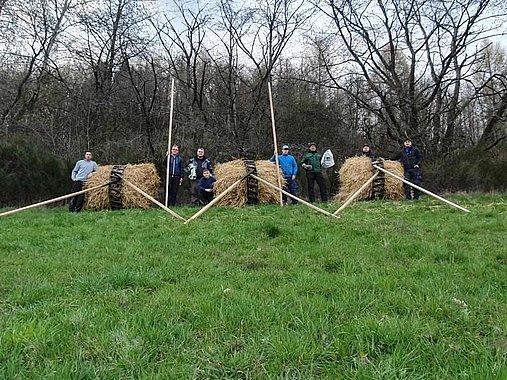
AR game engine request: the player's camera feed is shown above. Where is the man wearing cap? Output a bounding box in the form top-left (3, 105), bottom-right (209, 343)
top-left (391, 138), bottom-right (423, 200)
top-left (270, 145), bottom-right (298, 205)
top-left (301, 142), bottom-right (328, 203)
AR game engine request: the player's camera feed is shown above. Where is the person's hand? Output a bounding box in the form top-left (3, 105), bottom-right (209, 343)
top-left (206, 188), bottom-right (212, 192)
top-left (291, 175), bottom-right (296, 180)
top-left (87, 172), bottom-right (94, 179)
top-left (179, 178), bottom-right (183, 186)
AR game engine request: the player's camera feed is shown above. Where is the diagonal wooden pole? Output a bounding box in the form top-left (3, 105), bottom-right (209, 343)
top-left (118, 175), bottom-right (186, 222)
top-left (372, 164), bottom-right (471, 213)
top-left (0, 182), bottom-right (110, 217)
top-left (267, 81), bottom-right (283, 206)
top-left (165, 77), bottom-right (175, 207)
top-left (185, 171), bottom-right (253, 224)
top-left (250, 174), bottom-right (340, 219)
top-left (333, 171), bottom-right (379, 216)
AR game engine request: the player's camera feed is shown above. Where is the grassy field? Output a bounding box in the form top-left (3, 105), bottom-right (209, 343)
top-left (0, 194), bottom-right (506, 379)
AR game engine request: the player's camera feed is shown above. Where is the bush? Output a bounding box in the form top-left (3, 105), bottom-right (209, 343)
top-left (0, 137), bottom-right (72, 207)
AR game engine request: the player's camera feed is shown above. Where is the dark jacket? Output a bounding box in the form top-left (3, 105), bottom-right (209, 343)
top-left (391, 146), bottom-right (423, 169)
top-left (197, 176), bottom-right (216, 192)
top-left (187, 156), bottom-right (213, 180)
top-left (163, 155), bottom-right (184, 177)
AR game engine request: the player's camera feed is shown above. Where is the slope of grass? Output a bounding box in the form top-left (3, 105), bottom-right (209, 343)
top-left (0, 194), bottom-right (506, 379)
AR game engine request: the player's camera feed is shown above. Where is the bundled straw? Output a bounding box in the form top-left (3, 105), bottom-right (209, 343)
top-left (335, 157), bottom-right (404, 201)
top-left (383, 160), bottom-right (405, 200)
top-left (213, 159), bottom-right (284, 207)
top-left (336, 156), bottom-right (374, 201)
top-left (84, 163), bottom-right (160, 210)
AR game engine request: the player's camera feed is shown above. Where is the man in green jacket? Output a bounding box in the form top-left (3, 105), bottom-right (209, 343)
top-left (301, 142), bottom-right (328, 202)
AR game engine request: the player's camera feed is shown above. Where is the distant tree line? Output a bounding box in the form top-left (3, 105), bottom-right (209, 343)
top-left (1, 0), bottom-right (506, 205)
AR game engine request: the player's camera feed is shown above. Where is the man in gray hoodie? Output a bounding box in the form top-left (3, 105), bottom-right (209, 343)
top-left (69, 151), bottom-right (98, 212)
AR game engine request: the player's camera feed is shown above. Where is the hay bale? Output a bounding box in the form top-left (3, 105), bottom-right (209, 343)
top-left (213, 159), bottom-right (284, 207)
top-left (335, 156), bottom-right (374, 201)
top-left (383, 160), bottom-right (405, 200)
top-left (335, 157), bottom-right (404, 201)
top-left (84, 163), bottom-right (160, 210)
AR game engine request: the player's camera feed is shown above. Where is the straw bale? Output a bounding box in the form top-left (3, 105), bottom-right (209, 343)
top-left (335, 156), bottom-right (375, 201)
top-left (383, 160), bottom-right (404, 200)
top-left (334, 157), bottom-right (405, 201)
top-left (84, 163), bottom-right (160, 210)
top-left (213, 159), bottom-right (284, 207)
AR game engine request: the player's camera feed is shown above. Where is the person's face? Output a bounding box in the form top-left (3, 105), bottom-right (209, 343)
top-left (203, 171), bottom-right (211, 178)
top-left (362, 146), bottom-right (370, 153)
top-left (282, 148), bottom-right (289, 155)
top-left (404, 140), bottom-right (412, 147)
top-left (171, 146), bottom-right (179, 155)
top-left (84, 152), bottom-right (92, 161)
top-left (197, 148), bottom-right (204, 158)
top-left (309, 145), bottom-right (317, 152)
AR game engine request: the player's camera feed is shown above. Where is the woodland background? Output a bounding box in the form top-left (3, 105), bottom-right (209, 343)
top-left (1, 0), bottom-right (506, 206)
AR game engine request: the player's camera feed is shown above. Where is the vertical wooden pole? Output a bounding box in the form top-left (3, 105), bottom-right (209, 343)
top-left (267, 81), bottom-right (284, 206)
top-left (165, 78), bottom-right (175, 207)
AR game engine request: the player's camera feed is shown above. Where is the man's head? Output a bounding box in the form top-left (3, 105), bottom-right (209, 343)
top-left (84, 151), bottom-right (93, 161)
top-left (196, 148), bottom-right (205, 158)
top-left (171, 145), bottom-right (180, 155)
top-left (202, 169), bottom-right (211, 178)
top-left (281, 145), bottom-right (289, 154)
top-left (404, 139), bottom-right (412, 147)
top-left (362, 144), bottom-right (370, 153)
top-left (308, 142), bottom-right (317, 152)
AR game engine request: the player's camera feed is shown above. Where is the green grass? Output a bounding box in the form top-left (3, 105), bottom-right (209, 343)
top-left (0, 194), bottom-right (506, 379)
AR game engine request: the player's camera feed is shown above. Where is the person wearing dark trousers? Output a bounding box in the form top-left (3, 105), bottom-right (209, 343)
top-left (187, 147), bottom-right (213, 206)
top-left (301, 142), bottom-right (328, 203)
top-left (391, 138), bottom-right (423, 200)
top-left (163, 145), bottom-right (184, 206)
top-left (270, 144), bottom-right (299, 205)
top-left (69, 151), bottom-right (98, 213)
top-left (197, 169), bottom-right (216, 205)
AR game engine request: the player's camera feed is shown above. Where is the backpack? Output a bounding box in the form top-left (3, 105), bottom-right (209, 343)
top-left (321, 149), bottom-right (335, 169)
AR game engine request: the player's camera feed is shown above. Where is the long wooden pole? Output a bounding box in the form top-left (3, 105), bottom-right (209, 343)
top-left (251, 174), bottom-right (340, 219)
top-left (0, 182), bottom-right (110, 217)
top-left (333, 172), bottom-right (379, 216)
top-left (267, 81), bottom-right (283, 206)
top-left (185, 171), bottom-right (253, 224)
top-left (372, 164), bottom-right (471, 213)
top-left (165, 78), bottom-right (175, 207)
top-left (119, 176), bottom-right (186, 222)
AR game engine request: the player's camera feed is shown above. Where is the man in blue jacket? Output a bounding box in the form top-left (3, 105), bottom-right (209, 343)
top-left (391, 138), bottom-right (423, 200)
top-left (270, 145), bottom-right (298, 205)
top-left (163, 145), bottom-right (184, 206)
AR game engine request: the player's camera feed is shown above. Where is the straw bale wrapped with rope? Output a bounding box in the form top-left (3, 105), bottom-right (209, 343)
top-left (84, 163), bottom-right (160, 210)
top-left (213, 159), bottom-right (284, 207)
top-left (335, 156), bottom-right (404, 201)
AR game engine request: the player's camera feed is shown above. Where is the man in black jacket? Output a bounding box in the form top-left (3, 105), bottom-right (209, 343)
top-left (391, 138), bottom-right (423, 200)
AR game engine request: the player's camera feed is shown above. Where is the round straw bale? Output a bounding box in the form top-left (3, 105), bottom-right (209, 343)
top-left (383, 160), bottom-right (404, 200)
top-left (335, 156), bottom-right (375, 201)
top-left (84, 163), bottom-right (160, 210)
top-left (213, 159), bottom-right (284, 207)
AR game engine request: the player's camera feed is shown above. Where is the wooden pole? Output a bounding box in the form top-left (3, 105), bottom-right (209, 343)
top-left (332, 172), bottom-right (379, 216)
top-left (185, 171), bottom-right (253, 224)
top-left (119, 176), bottom-right (186, 222)
top-left (250, 174), bottom-right (340, 219)
top-left (165, 77), bottom-right (175, 207)
top-left (267, 81), bottom-right (283, 206)
top-left (372, 164), bottom-right (471, 213)
top-left (0, 182), bottom-right (110, 217)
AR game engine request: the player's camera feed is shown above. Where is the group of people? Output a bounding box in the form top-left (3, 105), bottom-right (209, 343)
top-left (68, 138), bottom-right (423, 212)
